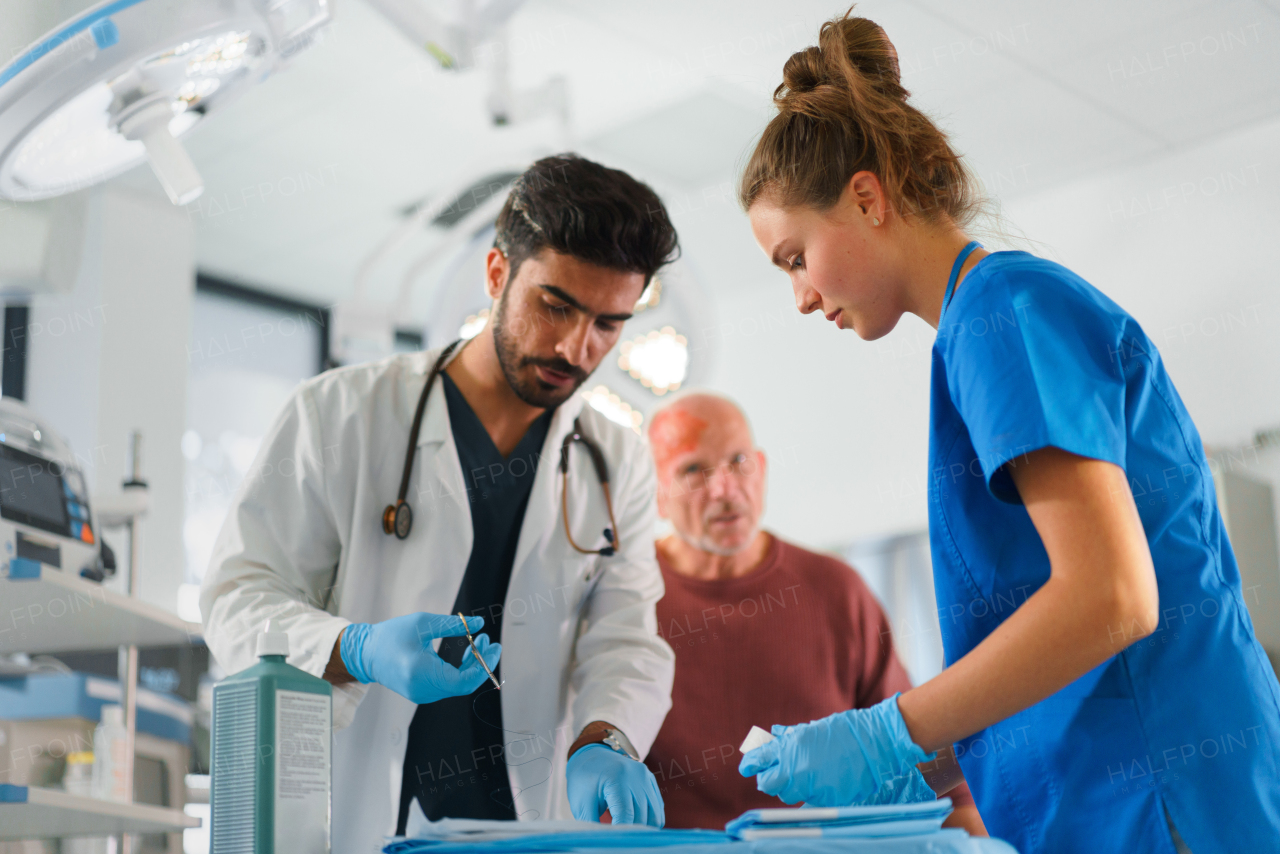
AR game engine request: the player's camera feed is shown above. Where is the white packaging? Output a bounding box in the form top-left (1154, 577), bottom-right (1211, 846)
top-left (91, 704), bottom-right (130, 803)
top-left (740, 725), bottom-right (777, 754)
top-left (62, 751), bottom-right (94, 797)
top-left (274, 689), bottom-right (331, 854)
top-left (62, 751), bottom-right (108, 854)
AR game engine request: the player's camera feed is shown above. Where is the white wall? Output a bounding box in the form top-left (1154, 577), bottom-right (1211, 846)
top-left (1002, 116), bottom-right (1280, 448)
top-left (21, 192), bottom-right (104, 461)
top-left (678, 115), bottom-right (1280, 552)
top-left (16, 112), bottom-right (1279, 611)
top-left (27, 187), bottom-right (195, 614)
top-left (1211, 442), bottom-right (1280, 673)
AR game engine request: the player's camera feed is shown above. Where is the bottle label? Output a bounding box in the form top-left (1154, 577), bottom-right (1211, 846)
top-left (274, 690), bottom-right (331, 854)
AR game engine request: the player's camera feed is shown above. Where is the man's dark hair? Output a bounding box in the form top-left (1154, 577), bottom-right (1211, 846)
top-left (494, 153), bottom-right (679, 285)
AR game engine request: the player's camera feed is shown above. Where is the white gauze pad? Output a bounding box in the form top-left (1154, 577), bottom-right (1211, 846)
top-left (739, 725), bottom-right (777, 754)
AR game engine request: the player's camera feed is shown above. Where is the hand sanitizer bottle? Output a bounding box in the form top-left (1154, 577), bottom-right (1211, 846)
top-left (210, 620), bottom-right (332, 853)
top-left (91, 704), bottom-right (130, 803)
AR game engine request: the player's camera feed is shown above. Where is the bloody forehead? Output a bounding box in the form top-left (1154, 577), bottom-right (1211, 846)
top-left (649, 408), bottom-right (710, 474)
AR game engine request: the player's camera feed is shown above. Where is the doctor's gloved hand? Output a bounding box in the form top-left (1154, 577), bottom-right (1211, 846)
top-left (738, 694), bottom-right (935, 807)
top-left (566, 744), bottom-right (665, 827)
top-left (339, 612), bottom-right (501, 705)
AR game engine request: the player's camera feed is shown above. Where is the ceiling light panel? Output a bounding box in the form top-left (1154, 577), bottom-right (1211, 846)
top-left (580, 385), bottom-right (643, 433)
top-left (618, 326), bottom-right (688, 396)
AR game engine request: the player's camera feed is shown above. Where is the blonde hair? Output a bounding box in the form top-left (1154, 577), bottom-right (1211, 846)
top-left (739, 7), bottom-right (981, 227)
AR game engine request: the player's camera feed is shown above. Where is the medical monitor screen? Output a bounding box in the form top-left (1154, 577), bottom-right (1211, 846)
top-left (0, 443), bottom-right (70, 537)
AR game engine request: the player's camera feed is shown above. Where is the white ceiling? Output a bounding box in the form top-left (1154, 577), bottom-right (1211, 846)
top-left (109, 0), bottom-right (1280, 310)
top-left (77, 0), bottom-right (1280, 550)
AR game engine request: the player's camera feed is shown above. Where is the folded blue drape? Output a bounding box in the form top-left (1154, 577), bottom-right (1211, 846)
top-left (725, 800), bottom-right (953, 839)
top-left (384, 797), bottom-right (1020, 853)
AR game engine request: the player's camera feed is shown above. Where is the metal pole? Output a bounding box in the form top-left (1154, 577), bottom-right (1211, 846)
top-left (116, 431), bottom-right (146, 854)
top-left (116, 638), bottom-right (138, 854)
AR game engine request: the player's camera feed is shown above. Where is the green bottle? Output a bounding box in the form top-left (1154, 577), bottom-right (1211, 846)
top-left (211, 620), bottom-right (332, 853)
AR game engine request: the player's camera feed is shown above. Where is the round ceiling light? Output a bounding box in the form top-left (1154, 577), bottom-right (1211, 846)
top-left (458, 308), bottom-right (490, 340)
top-left (0, 0), bottom-right (330, 205)
top-left (618, 326), bottom-right (688, 396)
top-left (580, 385), bottom-right (643, 433)
top-left (633, 276), bottom-right (662, 313)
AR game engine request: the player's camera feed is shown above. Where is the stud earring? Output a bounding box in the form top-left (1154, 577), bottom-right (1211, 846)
top-left (872, 217), bottom-right (881, 226)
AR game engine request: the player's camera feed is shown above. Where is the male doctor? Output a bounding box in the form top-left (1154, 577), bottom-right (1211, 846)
top-left (201, 154), bottom-right (679, 852)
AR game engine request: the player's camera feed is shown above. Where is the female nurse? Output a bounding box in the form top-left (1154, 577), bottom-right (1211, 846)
top-left (735, 10), bottom-right (1280, 854)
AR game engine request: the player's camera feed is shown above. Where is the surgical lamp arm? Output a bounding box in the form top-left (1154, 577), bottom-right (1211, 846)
top-left (362, 0), bottom-right (527, 70)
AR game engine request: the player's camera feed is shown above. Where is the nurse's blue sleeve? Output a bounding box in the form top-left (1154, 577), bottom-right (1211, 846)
top-left (942, 270), bottom-right (1127, 504)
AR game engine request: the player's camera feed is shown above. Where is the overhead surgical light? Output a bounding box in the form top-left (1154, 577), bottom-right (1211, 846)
top-left (633, 276), bottom-right (662, 313)
top-left (459, 308), bottom-right (490, 340)
top-left (363, 0), bottom-right (527, 72)
top-left (0, 0), bottom-right (330, 205)
top-left (580, 385), bottom-right (643, 434)
top-left (618, 326), bottom-right (688, 396)
top-left (339, 167), bottom-right (525, 364)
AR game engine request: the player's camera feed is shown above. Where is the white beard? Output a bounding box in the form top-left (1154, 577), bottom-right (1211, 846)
top-left (673, 524), bottom-right (757, 557)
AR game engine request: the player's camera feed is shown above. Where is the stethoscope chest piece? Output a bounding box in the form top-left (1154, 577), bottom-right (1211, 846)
top-left (383, 500), bottom-right (413, 539)
top-left (381, 341), bottom-right (460, 541)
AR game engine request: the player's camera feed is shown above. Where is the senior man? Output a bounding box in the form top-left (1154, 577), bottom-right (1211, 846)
top-left (642, 392), bottom-right (986, 835)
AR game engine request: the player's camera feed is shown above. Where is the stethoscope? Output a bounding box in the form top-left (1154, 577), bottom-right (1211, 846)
top-left (938, 240), bottom-right (983, 325)
top-left (381, 339), bottom-right (621, 558)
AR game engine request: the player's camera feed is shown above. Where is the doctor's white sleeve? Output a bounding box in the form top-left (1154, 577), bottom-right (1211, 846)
top-left (568, 442), bottom-right (675, 758)
top-left (199, 381), bottom-right (369, 726)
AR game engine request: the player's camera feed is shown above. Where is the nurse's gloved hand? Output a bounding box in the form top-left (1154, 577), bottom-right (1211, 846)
top-left (738, 694), bottom-right (935, 807)
top-left (861, 767), bottom-right (938, 806)
top-left (339, 612), bottom-right (501, 705)
top-left (566, 744), bottom-right (665, 827)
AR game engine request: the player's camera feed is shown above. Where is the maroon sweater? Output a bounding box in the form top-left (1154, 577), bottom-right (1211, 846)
top-left (646, 534), bottom-right (974, 829)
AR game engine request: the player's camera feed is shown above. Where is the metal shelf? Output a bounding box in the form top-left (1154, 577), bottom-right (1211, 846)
top-left (0, 656), bottom-right (38, 675)
top-left (0, 564), bottom-right (202, 654)
top-left (0, 784), bottom-right (201, 840)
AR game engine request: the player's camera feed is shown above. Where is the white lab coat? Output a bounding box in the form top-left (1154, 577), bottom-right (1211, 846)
top-left (200, 345), bottom-right (675, 853)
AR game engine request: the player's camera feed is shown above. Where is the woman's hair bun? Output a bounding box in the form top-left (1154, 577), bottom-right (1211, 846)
top-left (780, 46), bottom-right (827, 95)
top-left (741, 6), bottom-right (980, 229)
top-left (777, 11), bottom-right (905, 110)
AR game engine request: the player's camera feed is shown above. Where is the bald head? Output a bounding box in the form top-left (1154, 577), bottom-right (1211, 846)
top-left (650, 393), bottom-right (751, 469)
top-left (649, 393), bottom-right (766, 556)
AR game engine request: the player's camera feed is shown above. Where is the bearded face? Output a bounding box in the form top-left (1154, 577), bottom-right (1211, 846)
top-left (484, 247), bottom-right (645, 409)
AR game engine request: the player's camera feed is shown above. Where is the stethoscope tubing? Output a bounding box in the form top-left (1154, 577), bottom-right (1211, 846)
top-left (384, 340), bottom-right (619, 556)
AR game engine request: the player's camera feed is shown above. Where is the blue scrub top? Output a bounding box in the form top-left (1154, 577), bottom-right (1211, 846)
top-left (927, 250), bottom-right (1280, 854)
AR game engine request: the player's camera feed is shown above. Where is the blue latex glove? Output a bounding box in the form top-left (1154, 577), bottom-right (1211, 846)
top-left (339, 612), bottom-right (501, 705)
top-left (861, 767), bottom-right (938, 806)
top-left (566, 743), bottom-right (665, 827)
top-left (738, 694), bottom-right (935, 807)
